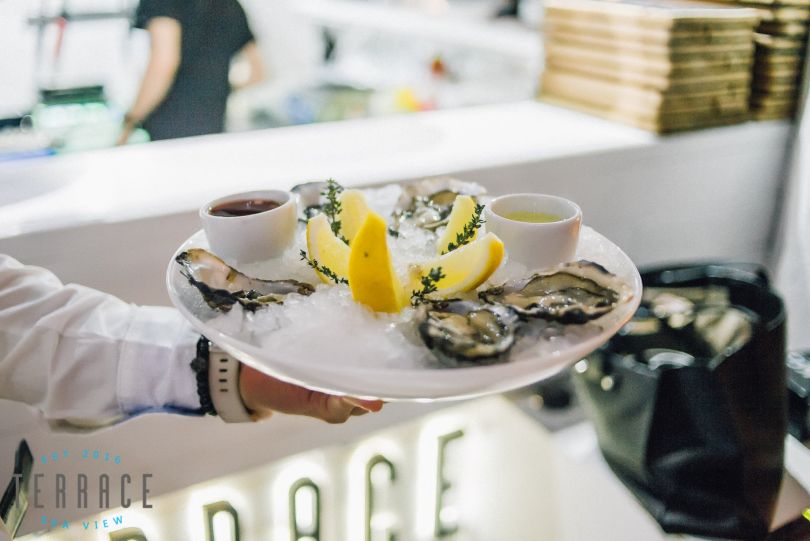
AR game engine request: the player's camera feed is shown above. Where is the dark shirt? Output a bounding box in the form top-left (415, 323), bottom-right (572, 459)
top-left (135, 0), bottom-right (255, 140)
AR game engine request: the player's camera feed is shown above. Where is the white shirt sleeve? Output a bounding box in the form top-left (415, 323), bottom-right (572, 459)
top-left (0, 254), bottom-right (201, 428)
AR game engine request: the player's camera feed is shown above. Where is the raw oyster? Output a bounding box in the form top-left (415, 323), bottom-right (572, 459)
top-left (391, 177), bottom-right (486, 233)
top-left (480, 261), bottom-right (629, 324)
top-left (635, 286), bottom-right (755, 358)
top-left (642, 285), bottom-right (731, 330)
top-left (417, 300), bottom-right (519, 367)
top-left (291, 181), bottom-right (327, 223)
top-left (694, 305), bottom-right (755, 357)
top-left (176, 248), bottom-right (314, 312)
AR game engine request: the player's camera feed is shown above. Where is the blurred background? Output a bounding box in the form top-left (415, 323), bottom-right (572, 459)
top-left (2, 1), bottom-right (810, 539)
top-left (0, 0), bottom-right (544, 155)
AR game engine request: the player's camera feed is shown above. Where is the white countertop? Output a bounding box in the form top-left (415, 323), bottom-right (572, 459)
top-left (0, 101), bottom-right (654, 239)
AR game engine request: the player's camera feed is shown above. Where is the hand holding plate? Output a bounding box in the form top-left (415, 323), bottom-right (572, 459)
top-left (238, 364), bottom-right (384, 423)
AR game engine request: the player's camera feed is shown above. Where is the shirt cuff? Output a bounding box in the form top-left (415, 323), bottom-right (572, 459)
top-left (117, 305), bottom-right (201, 415)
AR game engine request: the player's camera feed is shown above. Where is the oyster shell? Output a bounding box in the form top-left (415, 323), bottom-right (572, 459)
top-left (634, 286), bottom-right (755, 358)
top-left (391, 177), bottom-right (486, 233)
top-left (176, 248), bottom-right (314, 312)
top-left (291, 181), bottom-right (327, 223)
top-left (479, 261), bottom-right (629, 324)
top-left (417, 300), bottom-right (519, 367)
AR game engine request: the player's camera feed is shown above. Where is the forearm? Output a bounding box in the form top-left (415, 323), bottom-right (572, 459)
top-left (232, 67), bottom-right (264, 91)
top-left (0, 253), bottom-right (384, 430)
top-left (231, 71), bottom-right (263, 92)
top-left (0, 255), bottom-right (200, 429)
top-left (127, 58), bottom-right (179, 124)
top-left (231, 41), bottom-right (265, 91)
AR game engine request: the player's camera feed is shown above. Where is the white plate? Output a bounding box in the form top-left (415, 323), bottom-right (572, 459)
top-left (167, 227), bottom-right (641, 402)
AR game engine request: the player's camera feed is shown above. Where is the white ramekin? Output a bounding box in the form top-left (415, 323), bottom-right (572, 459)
top-left (484, 193), bottom-right (582, 271)
top-left (200, 189), bottom-right (297, 264)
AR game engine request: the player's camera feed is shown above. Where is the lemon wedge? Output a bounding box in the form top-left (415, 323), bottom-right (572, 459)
top-left (349, 212), bottom-right (406, 313)
top-left (436, 195), bottom-right (479, 254)
top-left (306, 214), bottom-right (350, 284)
top-left (337, 189), bottom-right (372, 242)
top-left (410, 232), bottom-right (504, 299)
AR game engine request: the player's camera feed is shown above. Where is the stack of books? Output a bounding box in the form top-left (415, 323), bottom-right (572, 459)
top-left (541, 0), bottom-right (760, 133)
top-left (714, 0), bottom-right (809, 119)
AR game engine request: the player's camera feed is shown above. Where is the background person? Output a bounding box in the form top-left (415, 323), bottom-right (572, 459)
top-left (118, 0), bottom-right (264, 144)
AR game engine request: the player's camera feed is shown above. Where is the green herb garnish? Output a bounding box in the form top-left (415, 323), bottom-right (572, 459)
top-left (443, 203), bottom-right (485, 254)
top-left (300, 249), bottom-right (348, 285)
top-left (411, 266), bottom-right (446, 306)
top-left (321, 178), bottom-right (349, 243)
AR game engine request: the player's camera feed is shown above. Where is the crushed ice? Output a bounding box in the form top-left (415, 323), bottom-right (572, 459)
top-left (196, 184), bottom-right (636, 370)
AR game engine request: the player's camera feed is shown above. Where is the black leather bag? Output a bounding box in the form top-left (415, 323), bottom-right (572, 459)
top-left (572, 263), bottom-right (787, 539)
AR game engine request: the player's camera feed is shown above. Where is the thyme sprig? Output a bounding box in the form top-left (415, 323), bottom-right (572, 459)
top-left (321, 179), bottom-right (349, 243)
top-left (443, 204), bottom-right (485, 254)
top-left (300, 250), bottom-right (348, 285)
top-left (411, 267), bottom-right (446, 306)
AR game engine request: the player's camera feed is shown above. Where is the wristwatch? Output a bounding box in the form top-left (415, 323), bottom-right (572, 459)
top-left (192, 337), bottom-right (254, 423)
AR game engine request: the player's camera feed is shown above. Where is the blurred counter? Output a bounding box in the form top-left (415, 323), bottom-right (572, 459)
top-left (0, 87), bottom-right (150, 161)
top-left (0, 101), bottom-right (650, 238)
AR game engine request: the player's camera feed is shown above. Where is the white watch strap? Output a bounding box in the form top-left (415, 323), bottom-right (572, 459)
top-left (208, 345), bottom-right (254, 423)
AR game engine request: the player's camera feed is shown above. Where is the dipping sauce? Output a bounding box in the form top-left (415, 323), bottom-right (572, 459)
top-left (209, 198), bottom-right (281, 218)
top-left (502, 211), bottom-right (562, 223)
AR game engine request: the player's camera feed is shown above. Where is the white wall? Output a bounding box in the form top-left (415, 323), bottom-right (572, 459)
top-left (0, 0), bottom-right (145, 116)
top-left (0, 0), bottom-right (41, 115)
top-left (240, 0), bottom-right (323, 88)
top-left (775, 77), bottom-right (810, 350)
top-left (461, 122), bottom-right (790, 269)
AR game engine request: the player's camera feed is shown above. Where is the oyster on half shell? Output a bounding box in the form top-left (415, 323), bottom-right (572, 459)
top-left (291, 181), bottom-right (327, 223)
top-left (417, 300), bottom-right (520, 367)
top-left (390, 177), bottom-right (486, 233)
top-left (176, 248), bottom-right (314, 312)
top-left (480, 261), bottom-right (629, 324)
